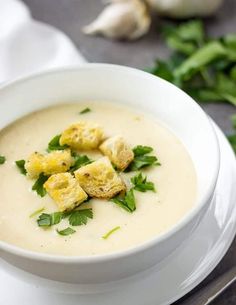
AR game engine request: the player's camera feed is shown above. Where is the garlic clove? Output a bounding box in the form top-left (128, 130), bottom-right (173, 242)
top-left (82, 0), bottom-right (151, 40)
top-left (147, 0), bottom-right (224, 18)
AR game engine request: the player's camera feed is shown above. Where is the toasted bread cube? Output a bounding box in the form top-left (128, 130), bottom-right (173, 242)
top-left (74, 157), bottom-right (125, 199)
top-left (99, 136), bottom-right (134, 170)
top-left (25, 152), bottom-right (45, 179)
top-left (44, 173), bottom-right (88, 211)
top-left (25, 150), bottom-right (73, 179)
top-left (43, 150), bottom-right (74, 175)
top-left (60, 121), bottom-right (104, 150)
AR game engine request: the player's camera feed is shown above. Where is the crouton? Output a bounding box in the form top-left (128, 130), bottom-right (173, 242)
top-left (44, 173), bottom-right (88, 211)
top-left (99, 136), bottom-right (134, 170)
top-left (25, 152), bottom-right (45, 179)
top-left (43, 150), bottom-right (74, 175)
top-left (59, 121), bottom-right (104, 150)
top-left (25, 150), bottom-right (73, 179)
top-left (74, 157), bottom-right (125, 199)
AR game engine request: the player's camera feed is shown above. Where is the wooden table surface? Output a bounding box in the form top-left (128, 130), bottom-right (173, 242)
top-left (22, 1), bottom-right (236, 304)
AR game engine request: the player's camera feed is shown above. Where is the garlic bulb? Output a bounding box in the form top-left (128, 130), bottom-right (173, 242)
top-left (82, 0), bottom-right (151, 40)
top-left (147, 0), bottom-right (224, 18)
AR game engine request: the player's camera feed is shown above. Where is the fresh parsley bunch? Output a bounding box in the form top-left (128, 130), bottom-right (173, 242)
top-left (147, 20), bottom-right (236, 106)
top-left (147, 19), bottom-right (236, 152)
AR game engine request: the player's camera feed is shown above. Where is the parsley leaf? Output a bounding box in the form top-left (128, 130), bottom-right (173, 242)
top-left (162, 20), bottom-right (204, 56)
top-left (133, 145), bottom-right (153, 156)
top-left (131, 172), bottom-right (156, 192)
top-left (37, 211), bottom-right (63, 227)
top-left (32, 173), bottom-right (49, 197)
top-left (47, 134), bottom-right (68, 152)
top-left (230, 66), bottom-right (236, 82)
top-left (125, 189), bottom-right (136, 211)
top-left (70, 154), bottom-right (93, 172)
top-left (147, 20), bottom-right (236, 107)
top-left (79, 107), bottom-right (91, 114)
top-left (0, 155), bottom-right (6, 165)
top-left (37, 209), bottom-right (93, 228)
top-left (15, 160), bottom-right (27, 175)
top-left (145, 60), bottom-right (174, 82)
top-left (111, 189), bottom-right (136, 213)
top-left (102, 226), bottom-right (121, 239)
top-left (51, 212), bottom-right (64, 225)
top-left (129, 155), bottom-right (159, 171)
top-left (174, 41), bottom-right (226, 81)
top-left (215, 73), bottom-right (236, 106)
top-left (37, 213), bottom-right (51, 227)
top-left (69, 208), bottom-right (93, 226)
top-left (126, 145), bottom-right (160, 172)
top-left (57, 227), bottom-right (76, 236)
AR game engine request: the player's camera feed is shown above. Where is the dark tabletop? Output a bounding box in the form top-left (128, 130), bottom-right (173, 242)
top-left (22, 0), bottom-right (236, 304)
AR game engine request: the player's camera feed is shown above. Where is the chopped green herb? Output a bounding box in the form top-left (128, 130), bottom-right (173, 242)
top-left (70, 154), bottom-right (93, 172)
top-left (129, 155), bottom-right (160, 171)
top-left (32, 173), bottom-right (49, 197)
top-left (51, 212), bottom-right (64, 225)
top-left (37, 211), bottom-right (63, 227)
top-left (230, 66), bottom-right (236, 82)
top-left (131, 172), bottom-right (155, 192)
top-left (126, 145), bottom-right (160, 172)
top-left (146, 20), bottom-right (236, 106)
top-left (47, 134), bottom-right (68, 152)
top-left (185, 87), bottom-right (223, 102)
top-left (102, 226), bottom-right (121, 239)
top-left (57, 227), bottom-right (76, 236)
top-left (15, 160), bottom-right (27, 175)
top-left (37, 208), bottom-right (93, 228)
top-left (133, 145), bottom-right (153, 156)
top-left (0, 155), bottom-right (6, 165)
top-left (79, 107), bottom-right (91, 114)
top-left (68, 208), bottom-right (93, 226)
top-left (124, 189), bottom-right (136, 211)
top-left (37, 213), bottom-right (51, 227)
top-left (145, 60), bottom-right (174, 82)
top-left (163, 20), bottom-right (204, 49)
top-left (174, 41), bottom-right (226, 81)
top-left (111, 189), bottom-right (136, 213)
top-left (30, 207), bottom-right (45, 218)
top-left (215, 73), bottom-right (236, 106)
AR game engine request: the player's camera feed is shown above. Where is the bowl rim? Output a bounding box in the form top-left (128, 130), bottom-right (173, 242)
top-left (0, 63), bottom-right (220, 263)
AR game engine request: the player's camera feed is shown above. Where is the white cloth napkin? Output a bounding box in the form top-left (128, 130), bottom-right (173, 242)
top-left (0, 0), bottom-right (86, 83)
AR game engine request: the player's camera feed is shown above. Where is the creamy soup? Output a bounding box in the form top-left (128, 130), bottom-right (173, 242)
top-left (0, 102), bottom-right (197, 256)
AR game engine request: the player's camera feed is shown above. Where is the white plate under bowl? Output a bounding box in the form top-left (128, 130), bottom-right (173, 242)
top-left (0, 121), bottom-right (236, 304)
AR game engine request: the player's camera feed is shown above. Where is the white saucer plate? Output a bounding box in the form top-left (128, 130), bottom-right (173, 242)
top-left (0, 121), bottom-right (236, 305)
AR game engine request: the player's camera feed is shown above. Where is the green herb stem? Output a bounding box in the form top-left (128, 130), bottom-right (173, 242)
top-left (102, 226), bottom-right (121, 239)
top-left (30, 207), bottom-right (45, 218)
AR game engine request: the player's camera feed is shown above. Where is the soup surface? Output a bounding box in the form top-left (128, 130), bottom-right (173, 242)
top-left (0, 102), bottom-right (197, 256)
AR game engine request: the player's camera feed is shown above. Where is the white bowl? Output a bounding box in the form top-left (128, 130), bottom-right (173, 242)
top-left (0, 64), bottom-right (220, 293)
